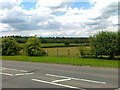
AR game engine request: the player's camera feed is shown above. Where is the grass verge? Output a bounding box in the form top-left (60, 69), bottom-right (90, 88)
top-left (1, 56), bottom-right (119, 68)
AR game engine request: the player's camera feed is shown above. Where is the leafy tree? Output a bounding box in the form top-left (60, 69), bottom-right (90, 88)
top-left (26, 36), bottom-right (47, 56)
top-left (64, 42), bottom-right (70, 46)
top-left (90, 31), bottom-right (118, 59)
top-left (2, 37), bottom-right (20, 56)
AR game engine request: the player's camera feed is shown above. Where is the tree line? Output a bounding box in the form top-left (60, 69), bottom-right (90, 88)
top-left (2, 36), bottom-right (89, 44)
top-left (1, 31), bottom-right (120, 59)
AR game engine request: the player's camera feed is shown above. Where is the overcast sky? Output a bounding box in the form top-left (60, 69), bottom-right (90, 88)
top-left (0, 0), bottom-right (119, 37)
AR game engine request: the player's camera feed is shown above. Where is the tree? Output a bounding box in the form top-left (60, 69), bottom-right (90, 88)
top-left (64, 42), bottom-right (70, 46)
top-left (90, 31), bottom-right (118, 59)
top-left (26, 36), bottom-right (47, 56)
top-left (2, 37), bottom-right (20, 56)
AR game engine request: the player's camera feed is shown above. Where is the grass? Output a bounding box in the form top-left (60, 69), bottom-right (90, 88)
top-left (41, 43), bottom-right (65, 47)
top-left (1, 56), bottom-right (119, 68)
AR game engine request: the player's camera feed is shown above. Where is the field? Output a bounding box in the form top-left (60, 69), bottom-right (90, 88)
top-left (2, 56), bottom-right (119, 68)
top-left (19, 43), bottom-right (83, 57)
top-left (42, 46), bottom-right (80, 57)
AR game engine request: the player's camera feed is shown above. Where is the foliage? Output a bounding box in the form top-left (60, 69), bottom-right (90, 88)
top-left (64, 42), bottom-right (70, 46)
top-left (90, 31), bottom-right (119, 59)
top-left (26, 36), bottom-right (47, 56)
top-left (79, 44), bottom-right (93, 58)
top-left (2, 36), bottom-right (89, 44)
top-left (2, 37), bottom-right (20, 56)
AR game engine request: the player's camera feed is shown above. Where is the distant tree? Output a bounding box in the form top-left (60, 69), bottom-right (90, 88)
top-left (26, 36), bottom-right (47, 56)
top-left (2, 37), bottom-right (20, 56)
top-left (90, 31), bottom-right (118, 59)
top-left (64, 42), bottom-right (70, 46)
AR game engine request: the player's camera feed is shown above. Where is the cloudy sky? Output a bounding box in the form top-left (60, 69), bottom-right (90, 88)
top-left (0, 0), bottom-right (119, 37)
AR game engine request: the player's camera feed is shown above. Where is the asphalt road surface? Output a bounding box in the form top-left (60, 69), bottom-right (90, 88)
top-left (1, 60), bottom-right (119, 90)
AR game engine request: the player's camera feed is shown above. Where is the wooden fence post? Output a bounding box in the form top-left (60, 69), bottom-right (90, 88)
top-left (46, 49), bottom-right (48, 55)
top-left (57, 49), bottom-right (59, 56)
top-left (68, 49), bottom-right (70, 56)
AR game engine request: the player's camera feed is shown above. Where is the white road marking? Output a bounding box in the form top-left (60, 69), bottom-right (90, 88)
top-left (19, 70), bottom-right (28, 72)
top-left (32, 79), bottom-right (78, 89)
top-left (0, 72), bottom-right (13, 76)
top-left (2, 68), bottom-right (18, 71)
top-left (46, 74), bottom-right (106, 84)
top-left (52, 78), bottom-right (71, 83)
top-left (15, 73), bottom-right (33, 76)
top-left (15, 73), bottom-right (25, 76)
top-left (25, 73), bottom-right (33, 75)
top-left (0, 67), bottom-right (28, 73)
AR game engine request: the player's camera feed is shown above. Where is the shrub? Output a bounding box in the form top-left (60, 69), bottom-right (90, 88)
top-left (26, 36), bottom-right (47, 56)
top-left (90, 31), bottom-right (118, 59)
top-left (2, 37), bottom-right (20, 56)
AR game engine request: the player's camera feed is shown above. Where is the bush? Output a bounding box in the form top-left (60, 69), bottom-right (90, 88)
top-left (79, 45), bottom-right (93, 58)
top-left (26, 36), bottom-right (47, 56)
top-left (90, 31), bottom-right (118, 59)
top-left (2, 37), bottom-right (20, 56)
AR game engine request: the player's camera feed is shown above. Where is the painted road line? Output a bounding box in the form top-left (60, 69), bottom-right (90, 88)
top-left (1, 67), bottom-right (28, 73)
top-left (46, 74), bottom-right (106, 84)
top-left (25, 73), bottom-right (34, 75)
top-left (0, 72), bottom-right (13, 76)
top-left (52, 78), bottom-right (71, 83)
top-left (3, 68), bottom-right (18, 71)
top-left (32, 79), bottom-right (78, 89)
top-left (15, 73), bottom-right (25, 76)
top-left (19, 70), bottom-right (28, 72)
top-left (15, 73), bottom-right (33, 76)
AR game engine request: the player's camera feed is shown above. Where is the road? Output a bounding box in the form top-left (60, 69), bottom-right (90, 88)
top-left (1, 60), bottom-right (119, 90)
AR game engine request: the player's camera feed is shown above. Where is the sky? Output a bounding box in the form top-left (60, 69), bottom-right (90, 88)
top-left (0, 0), bottom-right (119, 37)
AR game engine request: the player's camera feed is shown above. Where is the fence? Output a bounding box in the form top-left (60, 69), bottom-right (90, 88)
top-left (42, 47), bottom-right (80, 57)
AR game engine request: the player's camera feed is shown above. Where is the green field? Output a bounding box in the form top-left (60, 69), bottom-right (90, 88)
top-left (2, 56), bottom-right (119, 68)
top-left (41, 43), bottom-right (65, 47)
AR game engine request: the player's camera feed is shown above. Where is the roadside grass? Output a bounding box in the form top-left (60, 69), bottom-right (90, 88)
top-left (1, 56), bottom-right (119, 68)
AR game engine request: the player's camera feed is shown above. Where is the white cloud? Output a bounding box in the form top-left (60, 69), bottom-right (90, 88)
top-left (0, 0), bottom-right (119, 37)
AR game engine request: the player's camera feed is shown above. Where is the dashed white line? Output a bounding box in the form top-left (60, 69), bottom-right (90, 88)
top-left (15, 73), bottom-right (25, 76)
top-left (2, 68), bottom-right (18, 71)
top-left (0, 72), bottom-right (13, 76)
top-left (19, 70), bottom-right (28, 72)
top-left (0, 67), bottom-right (28, 73)
top-left (25, 73), bottom-right (33, 75)
top-left (32, 78), bottom-right (78, 89)
top-left (15, 73), bottom-right (33, 76)
top-left (46, 74), bottom-right (106, 84)
top-left (52, 78), bottom-right (71, 83)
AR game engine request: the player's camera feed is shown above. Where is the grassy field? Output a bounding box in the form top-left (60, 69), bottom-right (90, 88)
top-left (20, 43), bottom-right (80, 48)
top-left (2, 56), bottom-right (119, 68)
top-left (42, 46), bottom-right (80, 57)
top-left (19, 43), bottom-right (90, 57)
top-left (41, 43), bottom-right (65, 47)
